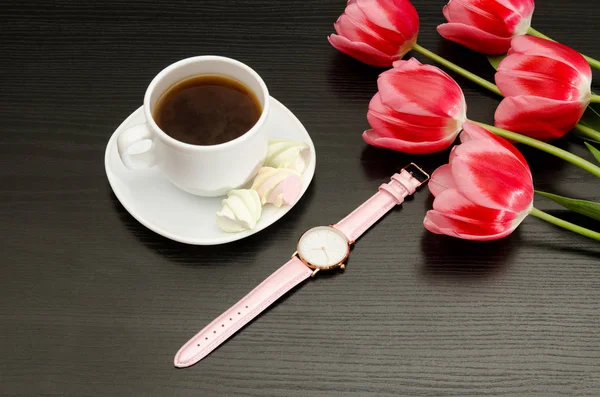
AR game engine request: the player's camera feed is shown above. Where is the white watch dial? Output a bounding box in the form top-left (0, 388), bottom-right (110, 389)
top-left (297, 226), bottom-right (349, 269)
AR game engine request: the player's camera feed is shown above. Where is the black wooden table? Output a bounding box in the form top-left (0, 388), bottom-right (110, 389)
top-left (2, 1), bottom-right (599, 396)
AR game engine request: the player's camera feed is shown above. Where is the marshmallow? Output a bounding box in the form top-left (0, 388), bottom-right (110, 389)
top-left (216, 189), bottom-right (262, 233)
top-left (252, 167), bottom-right (302, 207)
top-left (264, 139), bottom-right (310, 174)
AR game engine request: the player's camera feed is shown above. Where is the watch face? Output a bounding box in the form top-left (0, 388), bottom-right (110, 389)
top-left (297, 226), bottom-right (349, 269)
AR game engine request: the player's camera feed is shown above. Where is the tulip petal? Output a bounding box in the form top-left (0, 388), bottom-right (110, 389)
top-left (363, 129), bottom-right (456, 154)
top-left (328, 34), bottom-right (393, 67)
top-left (443, 0), bottom-right (516, 37)
top-left (367, 93), bottom-right (461, 142)
top-left (378, 59), bottom-right (467, 119)
top-left (459, 121), bottom-right (493, 143)
top-left (496, 0), bottom-right (535, 18)
top-left (341, 1), bottom-right (411, 51)
top-left (437, 22), bottom-right (512, 54)
top-left (334, 13), bottom-right (399, 56)
top-left (495, 96), bottom-right (587, 141)
top-left (433, 188), bottom-right (520, 223)
top-left (355, 0), bottom-right (419, 41)
top-left (366, 111), bottom-right (459, 143)
top-left (460, 122), bottom-right (530, 173)
top-left (369, 92), bottom-right (450, 129)
top-left (497, 53), bottom-right (590, 101)
top-left (428, 164), bottom-right (456, 197)
top-left (509, 36), bottom-right (592, 83)
top-left (391, 56), bottom-right (422, 70)
top-left (450, 137), bottom-right (534, 213)
top-left (423, 210), bottom-right (519, 241)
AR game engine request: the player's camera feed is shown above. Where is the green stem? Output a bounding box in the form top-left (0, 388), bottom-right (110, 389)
top-left (411, 43), bottom-right (502, 96)
top-left (527, 27), bottom-right (600, 71)
top-left (471, 121), bottom-right (600, 179)
top-left (529, 207), bottom-right (600, 241)
top-left (526, 27), bottom-right (552, 40)
top-left (573, 123), bottom-right (600, 142)
top-left (582, 55), bottom-right (600, 71)
top-left (591, 95), bottom-right (600, 104)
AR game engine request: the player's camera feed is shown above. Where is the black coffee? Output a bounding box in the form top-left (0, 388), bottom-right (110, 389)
top-left (153, 75), bottom-right (262, 146)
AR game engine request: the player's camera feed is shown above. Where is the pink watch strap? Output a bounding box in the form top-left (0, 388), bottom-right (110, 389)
top-left (174, 256), bottom-right (312, 367)
top-left (334, 169), bottom-right (424, 242)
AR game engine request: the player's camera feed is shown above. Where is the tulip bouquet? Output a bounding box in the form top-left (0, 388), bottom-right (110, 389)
top-left (437, 0), bottom-right (600, 70)
top-left (329, 0), bottom-right (600, 242)
top-left (329, 0), bottom-right (600, 142)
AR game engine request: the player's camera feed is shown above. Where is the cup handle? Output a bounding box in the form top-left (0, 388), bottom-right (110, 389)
top-left (117, 123), bottom-right (157, 170)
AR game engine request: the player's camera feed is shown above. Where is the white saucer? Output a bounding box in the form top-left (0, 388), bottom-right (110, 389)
top-left (105, 97), bottom-right (316, 245)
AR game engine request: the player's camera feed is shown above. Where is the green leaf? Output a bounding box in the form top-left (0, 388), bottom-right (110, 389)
top-left (535, 191), bottom-right (600, 222)
top-left (577, 101), bottom-right (600, 135)
top-left (572, 126), bottom-right (600, 144)
top-left (487, 54), bottom-right (506, 70)
top-left (585, 142), bottom-right (600, 163)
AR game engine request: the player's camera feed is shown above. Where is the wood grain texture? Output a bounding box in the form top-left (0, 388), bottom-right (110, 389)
top-left (1, 0), bottom-right (599, 396)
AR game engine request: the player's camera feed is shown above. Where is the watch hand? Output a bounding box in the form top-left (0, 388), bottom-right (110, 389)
top-left (320, 247), bottom-right (330, 263)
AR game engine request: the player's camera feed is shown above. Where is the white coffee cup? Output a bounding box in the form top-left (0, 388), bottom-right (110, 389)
top-left (116, 56), bottom-right (270, 197)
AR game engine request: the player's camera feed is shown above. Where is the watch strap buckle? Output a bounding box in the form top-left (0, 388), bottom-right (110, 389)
top-left (401, 163), bottom-right (429, 189)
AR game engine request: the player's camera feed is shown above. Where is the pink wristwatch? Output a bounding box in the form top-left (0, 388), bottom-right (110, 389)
top-left (174, 163), bottom-right (429, 368)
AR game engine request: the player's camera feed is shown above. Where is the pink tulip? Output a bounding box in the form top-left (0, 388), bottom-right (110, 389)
top-left (424, 122), bottom-right (534, 241)
top-left (437, 0), bottom-right (534, 54)
top-left (363, 58), bottom-right (467, 154)
top-left (327, 0), bottom-right (419, 67)
top-left (494, 36), bottom-right (592, 141)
